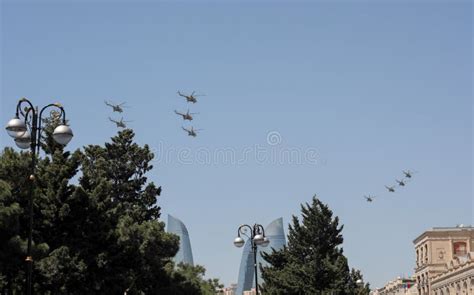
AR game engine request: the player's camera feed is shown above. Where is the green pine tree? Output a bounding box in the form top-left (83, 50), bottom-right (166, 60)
top-left (0, 125), bottom-right (210, 294)
top-left (0, 147), bottom-right (51, 293)
top-left (261, 195), bottom-right (370, 295)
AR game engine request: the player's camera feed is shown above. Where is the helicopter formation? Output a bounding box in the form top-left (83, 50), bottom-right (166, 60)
top-left (364, 170), bottom-right (416, 203)
top-left (384, 170), bottom-right (414, 193)
top-left (175, 91), bottom-right (203, 137)
top-left (105, 101), bottom-right (131, 128)
top-left (105, 93), bottom-right (204, 133)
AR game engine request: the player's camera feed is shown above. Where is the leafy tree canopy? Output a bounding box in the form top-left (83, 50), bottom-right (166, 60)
top-left (164, 262), bottom-right (224, 295)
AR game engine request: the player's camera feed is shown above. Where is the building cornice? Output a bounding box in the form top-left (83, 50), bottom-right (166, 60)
top-left (413, 228), bottom-right (474, 244)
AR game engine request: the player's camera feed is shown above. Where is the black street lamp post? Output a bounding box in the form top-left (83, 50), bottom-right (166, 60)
top-left (5, 98), bottom-right (73, 295)
top-left (234, 223), bottom-right (270, 295)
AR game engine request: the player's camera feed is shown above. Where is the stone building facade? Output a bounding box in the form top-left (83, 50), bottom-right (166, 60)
top-left (430, 252), bottom-right (473, 295)
top-left (413, 226), bottom-right (473, 294)
top-left (374, 277), bottom-right (417, 295)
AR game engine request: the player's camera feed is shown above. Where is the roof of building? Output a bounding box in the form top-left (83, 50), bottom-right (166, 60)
top-left (413, 225), bottom-right (474, 244)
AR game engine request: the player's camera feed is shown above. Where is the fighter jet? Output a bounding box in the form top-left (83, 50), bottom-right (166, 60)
top-left (182, 126), bottom-right (201, 137)
top-left (385, 185), bottom-right (396, 192)
top-left (175, 109), bottom-right (198, 121)
top-left (363, 195), bottom-right (376, 202)
top-left (105, 101), bottom-right (127, 113)
top-left (396, 179), bottom-right (406, 186)
top-left (177, 91), bottom-right (203, 104)
top-left (109, 117), bottom-right (131, 128)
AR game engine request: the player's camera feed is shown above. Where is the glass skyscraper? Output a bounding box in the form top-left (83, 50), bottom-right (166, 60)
top-left (167, 214), bottom-right (194, 266)
top-left (236, 218), bottom-right (286, 295)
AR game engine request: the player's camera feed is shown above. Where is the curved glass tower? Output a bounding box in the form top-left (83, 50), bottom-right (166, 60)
top-left (167, 214), bottom-right (194, 266)
top-left (236, 218), bottom-right (286, 295)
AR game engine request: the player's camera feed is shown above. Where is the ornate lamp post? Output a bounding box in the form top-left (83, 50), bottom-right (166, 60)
top-left (234, 223), bottom-right (270, 295)
top-left (5, 98), bottom-right (73, 295)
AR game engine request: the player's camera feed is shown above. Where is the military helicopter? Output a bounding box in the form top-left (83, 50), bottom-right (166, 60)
top-left (109, 117), bottom-right (132, 128)
top-left (175, 109), bottom-right (198, 121)
top-left (182, 126), bottom-right (202, 137)
top-left (403, 170), bottom-right (414, 178)
top-left (363, 195), bottom-right (376, 202)
top-left (396, 179), bottom-right (406, 186)
top-left (177, 91), bottom-right (203, 104)
top-left (105, 101), bottom-right (127, 113)
top-left (385, 185), bottom-right (396, 192)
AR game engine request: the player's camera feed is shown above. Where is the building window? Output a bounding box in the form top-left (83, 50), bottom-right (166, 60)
top-left (425, 244), bottom-right (428, 263)
top-left (453, 242), bottom-right (467, 256)
top-left (420, 247), bottom-right (424, 264)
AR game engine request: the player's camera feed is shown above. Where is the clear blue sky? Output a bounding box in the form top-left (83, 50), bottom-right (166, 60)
top-left (1, 0), bottom-right (472, 289)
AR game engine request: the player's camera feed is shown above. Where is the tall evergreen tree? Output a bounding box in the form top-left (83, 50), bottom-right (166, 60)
top-left (0, 147), bottom-right (52, 293)
top-left (72, 129), bottom-right (179, 293)
top-left (0, 125), bottom-right (209, 294)
top-left (261, 195), bottom-right (370, 295)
